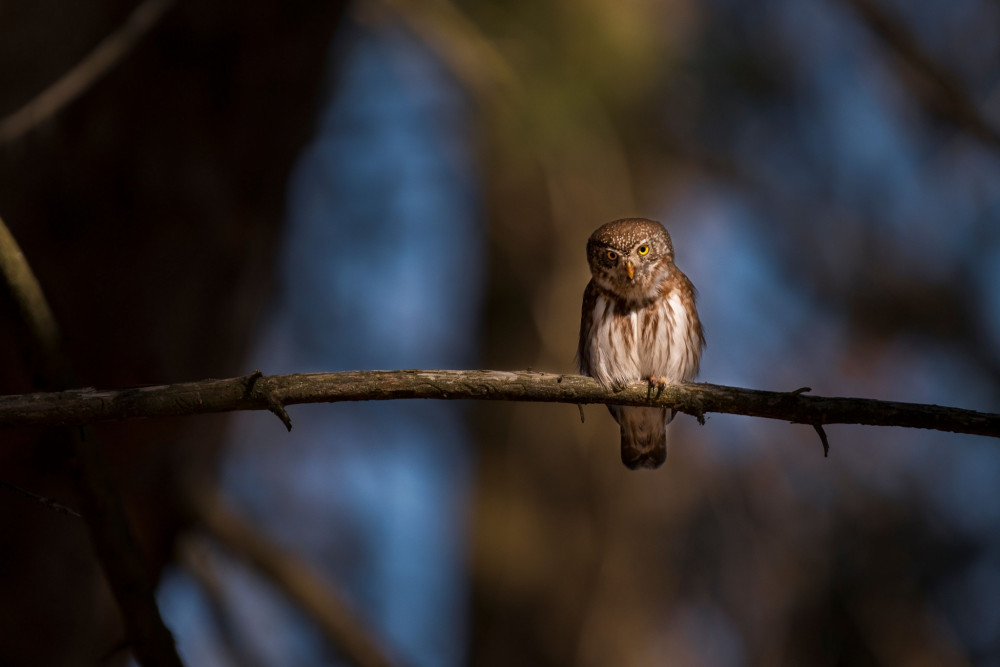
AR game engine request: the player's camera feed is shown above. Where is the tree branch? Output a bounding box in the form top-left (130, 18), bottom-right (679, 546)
top-left (839, 0), bottom-right (1000, 153)
top-left (0, 215), bottom-right (183, 667)
top-left (0, 0), bottom-right (174, 144)
top-left (0, 217), bottom-right (63, 382)
top-left (176, 535), bottom-right (270, 667)
top-left (0, 369), bottom-right (996, 439)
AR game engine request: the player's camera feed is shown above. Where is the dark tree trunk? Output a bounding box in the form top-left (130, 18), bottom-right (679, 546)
top-left (0, 1), bottom-right (349, 663)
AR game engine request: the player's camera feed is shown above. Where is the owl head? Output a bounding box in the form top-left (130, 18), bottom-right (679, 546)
top-left (586, 218), bottom-right (675, 304)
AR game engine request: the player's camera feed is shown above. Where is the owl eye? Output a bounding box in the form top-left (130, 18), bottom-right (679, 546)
top-left (637, 244), bottom-right (650, 255)
top-left (606, 250), bottom-right (618, 261)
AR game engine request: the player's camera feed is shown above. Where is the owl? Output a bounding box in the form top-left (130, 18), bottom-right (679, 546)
top-left (577, 218), bottom-right (704, 469)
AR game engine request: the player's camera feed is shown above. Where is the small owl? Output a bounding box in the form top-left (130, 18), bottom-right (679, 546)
top-left (577, 218), bottom-right (704, 469)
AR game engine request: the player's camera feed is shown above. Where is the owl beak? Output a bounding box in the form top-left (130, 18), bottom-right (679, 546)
top-left (625, 261), bottom-right (635, 281)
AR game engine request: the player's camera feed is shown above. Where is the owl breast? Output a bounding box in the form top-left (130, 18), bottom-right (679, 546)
top-left (579, 278), bottom-right (702, 387)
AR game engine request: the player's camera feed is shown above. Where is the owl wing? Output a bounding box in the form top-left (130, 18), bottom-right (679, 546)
top-left (673, 270), bottom-right (705, 379)
top-left (577, 279), bottom-right (599, 376)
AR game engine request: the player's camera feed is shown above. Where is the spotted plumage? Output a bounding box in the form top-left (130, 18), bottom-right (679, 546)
top-left (578, 218), bottom-right (704, 469)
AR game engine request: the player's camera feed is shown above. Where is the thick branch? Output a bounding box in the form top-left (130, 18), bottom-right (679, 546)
top-left (0, 369), bottom-right (997, 439)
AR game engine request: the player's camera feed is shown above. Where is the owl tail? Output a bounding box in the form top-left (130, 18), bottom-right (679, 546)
top-left (611, 406), bottom-right (669, 470)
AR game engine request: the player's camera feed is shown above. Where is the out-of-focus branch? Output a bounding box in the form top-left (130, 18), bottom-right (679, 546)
top-left (189, 492), bottom-right (398, 667)
top-left (0, 369), bottom-right (997, 440)
top-left (0, 0), bottom-right (174, 144)
top-left (364, 0), bottom-right (636, 211)
top-left (70, 428), bottom-right (183, 667)
top-left (0, 219), bottom-right (63, 382)
top-left (0, 478), bottom-right (81, 517)
top-left (177, 536), bottom-right (269, 667)
top-left (0, 215), bottom-right (182, 667)
top-left (363, 0), bottom-right (521, 108)
top-left (839, 0), bottom-right (1000, 153)
top-left (364, 0), bottom-right (639, 366)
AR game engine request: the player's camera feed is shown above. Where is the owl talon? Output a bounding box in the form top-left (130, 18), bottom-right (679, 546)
top-left (647, 375), bottom-right (668, 398)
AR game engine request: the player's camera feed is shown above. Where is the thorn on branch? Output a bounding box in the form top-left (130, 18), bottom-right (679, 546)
top-left (268, 399), bottom-right (292, 432)
top-left (813, 424), bottom-right (831, 458)
top-left (578, 404), bottom-right (585, 424)
top-left (245, 369), bottom-right (291, 430)
top-left (788, 386), bottom-right (812, 396)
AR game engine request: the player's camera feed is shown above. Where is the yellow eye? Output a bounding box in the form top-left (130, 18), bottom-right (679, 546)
top-left (606, 250), bottom-right (618, 261)
top-left (637, 244), bottom-right (650, 255)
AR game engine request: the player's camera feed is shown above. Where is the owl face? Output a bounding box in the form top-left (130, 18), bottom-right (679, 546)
top-left (586, 218), bottom-right (675, 304)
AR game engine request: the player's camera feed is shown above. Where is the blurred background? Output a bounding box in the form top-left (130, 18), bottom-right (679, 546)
top-left (1, 0), bottom-right (999, 664)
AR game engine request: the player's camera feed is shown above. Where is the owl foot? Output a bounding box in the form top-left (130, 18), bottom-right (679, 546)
top-left (646, 375), bottom-right (668, 399)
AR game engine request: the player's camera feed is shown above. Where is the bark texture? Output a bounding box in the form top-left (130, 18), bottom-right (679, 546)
top-left (1, 369), bottom-right (996, 439)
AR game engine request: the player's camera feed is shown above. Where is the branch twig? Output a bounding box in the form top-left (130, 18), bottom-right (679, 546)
top-left (813, 424), bottom-right (831, 458)
top-left (190, 492), bottom-right (398, 667)
top-left (0, 369), bottom-right (996, 440)
top-left (0, 0), bottom-right (174, 144)
top-left (0, 478), bottom-right (81, 517)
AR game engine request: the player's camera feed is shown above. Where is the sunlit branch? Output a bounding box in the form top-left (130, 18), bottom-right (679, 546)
top-left (1, 369), bottom-right (997, 441)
